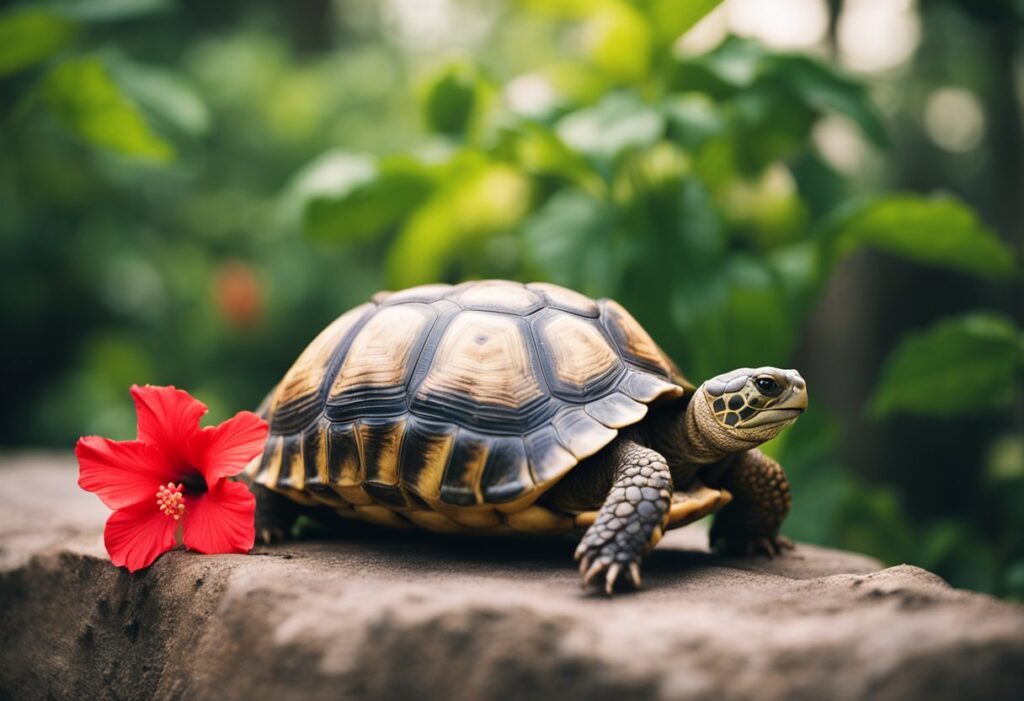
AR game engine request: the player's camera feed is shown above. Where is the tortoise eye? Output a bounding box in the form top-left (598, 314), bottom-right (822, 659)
top-left (755, 377), bottom-right (781, 396)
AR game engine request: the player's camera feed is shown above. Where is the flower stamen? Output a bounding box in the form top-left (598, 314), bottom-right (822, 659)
top-left (156, 482), bottom-right (186, 520)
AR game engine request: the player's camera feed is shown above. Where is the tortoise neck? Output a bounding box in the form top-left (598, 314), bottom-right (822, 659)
top-left (653, 388), bottom-right (759, 466)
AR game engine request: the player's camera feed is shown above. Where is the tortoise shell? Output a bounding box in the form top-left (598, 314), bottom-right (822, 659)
top-left (250, 280), bottom-right (714, 533)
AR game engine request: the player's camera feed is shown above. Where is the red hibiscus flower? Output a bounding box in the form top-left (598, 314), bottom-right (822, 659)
top-left (76, 385), bottom-right (269, 572)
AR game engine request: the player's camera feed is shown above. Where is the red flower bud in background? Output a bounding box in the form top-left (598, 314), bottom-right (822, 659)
top-left (214, 261), bottom-right (264, 330)
top-left (76, 385), bottom-right (269, 572)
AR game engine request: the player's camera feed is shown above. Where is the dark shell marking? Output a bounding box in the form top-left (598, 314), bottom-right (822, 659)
top-left (253, 281), bottom-right (687, 522)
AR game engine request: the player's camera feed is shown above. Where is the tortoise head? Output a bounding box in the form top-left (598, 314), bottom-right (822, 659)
top-left (702, 367), bottom-right (807, 443)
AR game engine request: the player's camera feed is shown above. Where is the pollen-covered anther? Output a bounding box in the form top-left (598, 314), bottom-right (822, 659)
top-left (156, 482), bottom-right (186, 520)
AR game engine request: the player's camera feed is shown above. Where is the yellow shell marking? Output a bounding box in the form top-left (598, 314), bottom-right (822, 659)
top-left (286, 440), bottom-right (305, 491)
top-left (329, 304), bottom-right (433, 396)
top-left (313, 420), bottom-right (330, 486)
top-left (355, 419), bottom-right (405, 487)
top-left (256, 436), bottom-right (283, 487)
top-left (527, 282), bottom-right (599, 316)
top-left (602, 299), bottom-right (671, 374)
top-left (270, 303), bottom-right (372, 411)
top-left (538, 313), bottom-right (619, 391)
top-left (416, 312), bottom-right (544, 409)
top-left (405, 427), bottom-right (456, 501)
top-left (452, 280), bottom-right (543, 313)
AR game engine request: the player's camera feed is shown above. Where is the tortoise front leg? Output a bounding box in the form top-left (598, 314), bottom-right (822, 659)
top-left (575, 441), bottom-right (673, 594)
top-left (707, 448), bottom-right (793, 556)
top-left (251, 482), bottom-right (304, 544)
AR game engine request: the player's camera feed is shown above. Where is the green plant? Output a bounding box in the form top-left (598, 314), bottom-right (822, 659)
top-left (291, 0), bottom-right (1021, 591)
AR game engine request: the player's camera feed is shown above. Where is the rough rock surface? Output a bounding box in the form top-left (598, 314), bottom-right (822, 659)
top-left (1, 452), bottom-right (1023, 701)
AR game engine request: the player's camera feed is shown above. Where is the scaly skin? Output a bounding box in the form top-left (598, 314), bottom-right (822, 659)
top-left (574, 441), bottom-right (673, 595)
top-left (251, 482), bottom-right (303, 545)
top-left (708, 448), bottom-right (793, 556)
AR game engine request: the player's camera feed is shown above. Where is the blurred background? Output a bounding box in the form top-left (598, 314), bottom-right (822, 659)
top-left (1, 0), bottom-right (1022, 595)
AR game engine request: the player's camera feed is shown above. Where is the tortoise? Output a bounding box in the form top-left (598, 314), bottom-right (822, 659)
top-left (247, 280), bottom-right (807, 593)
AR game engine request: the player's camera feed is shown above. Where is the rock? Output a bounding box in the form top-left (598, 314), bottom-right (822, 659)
top-left (1, 452), bottom-right (1022, 701)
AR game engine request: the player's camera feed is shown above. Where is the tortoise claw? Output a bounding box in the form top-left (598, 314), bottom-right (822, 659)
top-left (583, 559), bottom-right (608, 588)
top-left (576, 551), bottom-right (643, 595)
top-left (605, 563), bottom-right (622, 596)
top-left (746, 535), bottom-right (794, 558)
top-left (257, 527), bottom-right (286, 545)
top-left (628, 562), bottom-right (642, 589)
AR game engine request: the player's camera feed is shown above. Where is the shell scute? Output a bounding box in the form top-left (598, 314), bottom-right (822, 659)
top-left (480, 436), bottom-right (533, 504)
top-left (439, 429), bottom-right (489, 506)
top-left (398, 417), bottom-right (456, 502)
top-left (450, 279), bottom-right (545, 314)
top-left (533, 310), bottom-right (623, 400)
top-left (255, 281), bottom-right (688, 524)
top-left (270, 302), bottom-right (375, 433)
top-left (527, 282), bottom-right (599, 317)
top-left (552, 408), bottom-right (618, 461)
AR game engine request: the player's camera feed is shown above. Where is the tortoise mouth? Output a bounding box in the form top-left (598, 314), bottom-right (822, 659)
top-left (737, 406), bottom-right (805, 428)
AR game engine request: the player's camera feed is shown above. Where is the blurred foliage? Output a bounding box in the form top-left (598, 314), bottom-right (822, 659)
top-left (1, 0), bottom-right (1022, 596)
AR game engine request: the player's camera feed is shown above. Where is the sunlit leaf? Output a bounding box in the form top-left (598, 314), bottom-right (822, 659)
top-left (386, 163), bottom-right (531, 286)
top-left (105, 56), bottom-right (211, 136)
top-left (303, 155), bottom-right (437, 242)
top-left (0, 9), bottom-right (76, 77)
top-left (37, 57), bottom-right (174, 160)
top-left (870, 313), bottom-right (1024, 418)
top-left (505, 122), bottom-right (605, 196)
top-left (820, 194), bottom-right (1018, 279)
top-left (518, 0), bottom-right (611, 18)
top-left (718, 164), bottom-right (808, 249)
top-left (646, 0), bottom-right (724, 46)
top-left (581, 1), bottom-right (651, 82)
top-left (556, 92), bottom-right (664, 166)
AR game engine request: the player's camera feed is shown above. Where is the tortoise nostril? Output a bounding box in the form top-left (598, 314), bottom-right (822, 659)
top-left (787, 371), bottom-right (806, 391)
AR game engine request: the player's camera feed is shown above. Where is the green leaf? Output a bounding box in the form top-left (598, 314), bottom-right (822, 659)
top-left (503, 122), bottom-right (605, 196)
top-left (870, 313), bottom-right (1024, 418)
top-left (47, 0), bottom-right (173, 22)
top-left (661, 93), bottom-right (725, 152)
top-left (522, 189), bottom-right (617, 296)
top-left (556, 92), bottom-right (664, 165)
top-left (386, 163), bottom-right (532, 286)
top-left (768, 54), bottom-right (887, 147)
top-left (729, 86), bottom-right (817, 173)
top-left (581, 1), bottom-right (651, 82)
top-left (105, 56), bottom-right (210, 136)
top-left (0, 9), bottom-right (76, 77)
top-left (646, 0), bottom-right (724, 46)
top-left (820, 194), bottom-right (1018, 280)
top-left (422, 62), bottom-right (483, 137)
top-left (667, 248), bottom-right (795, 382)
top-left (37, 57), bottom-right (174, 161)
top-left (303, 155), bottom-right (437, 243)
top-left (518, 0), bottom-right (609, 17)
top-left (670, 36), bottom-right (766, 95)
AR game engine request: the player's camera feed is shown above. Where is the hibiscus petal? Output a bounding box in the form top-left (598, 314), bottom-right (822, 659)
top-left (182, 480), bottom-right (256, 555)
top-left (131, 385), bottom-right (207, 464)
top-left (104, 501), bottom-right (178, 572)
top-left (190, 411), bottom-right (269, 486)
top-left (77, 436), bottom-right (179, 510)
